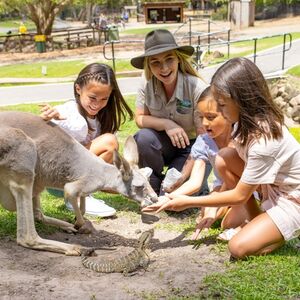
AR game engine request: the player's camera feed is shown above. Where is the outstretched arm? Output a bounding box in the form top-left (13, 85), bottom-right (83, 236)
top-left (142, 181), bottom-right (258, 213)
top-left (166, 158), bottom-right (206, 195)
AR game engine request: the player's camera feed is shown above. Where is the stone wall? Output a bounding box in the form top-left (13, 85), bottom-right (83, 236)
top-left (269, 77), bottom-right (300, 124)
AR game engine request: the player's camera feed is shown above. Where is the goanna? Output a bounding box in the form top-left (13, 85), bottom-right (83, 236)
top-left (81, 229), bottom-right (154, 275)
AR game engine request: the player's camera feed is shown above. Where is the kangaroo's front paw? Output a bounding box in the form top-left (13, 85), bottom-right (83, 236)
top-left (65, 245), bottom-right (84, 256)
top-left (75, 219), bottom-right (96, 234)
top-left (62, 224), bottom-right (78, 234)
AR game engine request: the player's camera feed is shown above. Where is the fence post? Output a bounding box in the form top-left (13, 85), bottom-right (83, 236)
top-left (18, 35), bottom-right (23, 52)
top-left (198, 35), bottom-right (201, 48)
top-left (92, 28), bottom-right (95, 45)
top-left (282, 34), bottom-right (286, 70)
top-left (253, 38), bottom-right (257, 64)
top-left (282, 33), bottom-right (292, 70)
top-left (111, 41), bottom-right (116, 72)
top-left (103, 41), bottom-right (116, 72)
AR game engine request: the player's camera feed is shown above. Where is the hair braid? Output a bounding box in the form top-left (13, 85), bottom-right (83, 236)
top-left (73, 63), bottom-right (133, 134)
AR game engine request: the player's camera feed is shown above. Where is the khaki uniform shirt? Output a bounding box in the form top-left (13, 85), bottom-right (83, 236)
top-left (136, 71), bottom-right (207, 139)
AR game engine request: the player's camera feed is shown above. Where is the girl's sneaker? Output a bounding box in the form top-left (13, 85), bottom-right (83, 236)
top-left (65, 195), bottom-right (116, 217)
top-left (217, 228), bottom-right (239, 241)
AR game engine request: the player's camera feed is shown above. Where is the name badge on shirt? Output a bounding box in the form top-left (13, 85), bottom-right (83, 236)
top-left (176, 98), bottom-right (192, 114)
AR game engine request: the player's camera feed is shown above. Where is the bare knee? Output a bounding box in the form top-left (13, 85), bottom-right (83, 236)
top-left (216, 147), bottom-right (239, 174)
top-left (90, 133), bottom-right (118, 163)
top-left (228, 236), bottom-right (249, 259)
top-left (215, 147), bottom-right (244, 188)
top-left (101, 133), bottom-right (118, 152)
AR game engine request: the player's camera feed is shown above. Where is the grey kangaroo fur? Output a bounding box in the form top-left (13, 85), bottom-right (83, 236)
top-left (0, 111), bottom-right (157, 255)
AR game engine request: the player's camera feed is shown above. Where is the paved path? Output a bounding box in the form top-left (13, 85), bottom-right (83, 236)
top-left (0, 39), bottom-right (299, 106)
top-left (0, 77), bottom-right (142, 106)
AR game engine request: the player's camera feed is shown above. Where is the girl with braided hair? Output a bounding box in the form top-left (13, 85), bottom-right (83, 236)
top-left (40, 63), bottom-right (133, 217)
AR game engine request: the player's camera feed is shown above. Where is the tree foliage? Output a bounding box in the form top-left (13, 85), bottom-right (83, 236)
top-left (0, 0), bottom-right (73, 35)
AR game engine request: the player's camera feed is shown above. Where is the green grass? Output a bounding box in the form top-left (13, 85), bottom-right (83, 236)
top-left (286, 65), bottom-right (300, 77)
top-left (201, 240), bottom-right (300, 299)
top-left (0, 59), bottom-right (134, 78)
top-left (0, 60), bottom-right (86, 78)
top-left (0, 102), bottom-right (62, 114)
top-left (0, 60), bottom-right (85, 78)
top-left (110, 59), bottom-right (135, 73)
top-left (0, 100), bottom-right (299, 299)
top-left (290, 127), bottom-right (300, 141)
top-left (234, 32), bottom-right (300, 52)
top-left (0, 82), bottom-right (48, 87)
top-left (0, 18), bottom-right (35, 35)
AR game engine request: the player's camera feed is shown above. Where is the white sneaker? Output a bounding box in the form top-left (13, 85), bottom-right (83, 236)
top-left (217, 228), bottom-right (239, 241)
top-left (65, 195), bottom-right (116, 217)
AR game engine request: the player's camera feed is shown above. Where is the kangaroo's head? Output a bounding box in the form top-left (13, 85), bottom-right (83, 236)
top-left (113, 136), bottom-right (158, 207)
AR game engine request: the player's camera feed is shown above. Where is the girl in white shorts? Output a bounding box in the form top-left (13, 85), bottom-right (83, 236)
top-left (143, 57), bottom-right (300, 259)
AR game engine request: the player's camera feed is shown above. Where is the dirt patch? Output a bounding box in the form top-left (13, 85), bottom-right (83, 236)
top-left (0, 212), bottom-right (228, 299)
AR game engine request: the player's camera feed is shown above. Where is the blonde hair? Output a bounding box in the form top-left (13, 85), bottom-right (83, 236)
top-left (143, 49), bottom-right (204, 81)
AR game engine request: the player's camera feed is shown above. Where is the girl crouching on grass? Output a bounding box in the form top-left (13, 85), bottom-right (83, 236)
top-left (143, 57), bottom-right (300, 259)
top-left (40, 63), bottom-right (133, 217)
top-left (160, 86), bottom-right (260, 240)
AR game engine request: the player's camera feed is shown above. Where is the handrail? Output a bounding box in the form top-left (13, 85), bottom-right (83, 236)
top-left (282, 33), bottom-right (292, 70)
top-left (102, 30), bottom-right (293, 73)
top-left (195, 33), bottom-right (293, 70)
top-left (103, 40), bottom-right (120, 71)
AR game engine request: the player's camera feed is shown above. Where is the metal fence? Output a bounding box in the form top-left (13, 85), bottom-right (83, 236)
top-left (102, 16), bottom-right (293, 73)
top-left (193, 32), bottom-right (292, 71)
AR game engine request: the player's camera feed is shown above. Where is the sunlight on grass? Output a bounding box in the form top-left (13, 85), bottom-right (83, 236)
top-left (0, 60), bottom-right (86, 78)
top-left (0, 18), bottom-right (35, 35)
top-left (290, 127), bottom-right (300, 142)
top-left (0, 59), bottom-right (133, 78)
top-left (287, 65), bottom-right (300, 77)
top-left (0, 102), bottom-right (62, 114)
top-left (201, 239), bottom-right (300, 299)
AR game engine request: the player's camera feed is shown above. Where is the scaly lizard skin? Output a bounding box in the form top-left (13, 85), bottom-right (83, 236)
top-left (81, 229), bottom-right (154, 275)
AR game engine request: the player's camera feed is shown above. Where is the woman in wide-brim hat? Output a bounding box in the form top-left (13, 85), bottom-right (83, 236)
top-left (131, 29), bottom-right (209, 196)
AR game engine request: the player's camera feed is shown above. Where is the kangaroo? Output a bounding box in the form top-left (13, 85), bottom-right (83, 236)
top-left (0, 111), bottom-right (157, 255)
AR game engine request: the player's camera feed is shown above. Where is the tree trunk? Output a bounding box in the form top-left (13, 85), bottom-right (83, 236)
top-left (78, 8), bottom-right (86, 22)
top-left (25, 0), bottom-right (71, 35)
top-left (70, 7), bottom-right (78, 21)
top-left (86, 2), bottom-right (93, 26)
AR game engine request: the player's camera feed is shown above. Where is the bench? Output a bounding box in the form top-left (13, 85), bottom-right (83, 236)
top-left (65, 35), bottom-right (94, 49)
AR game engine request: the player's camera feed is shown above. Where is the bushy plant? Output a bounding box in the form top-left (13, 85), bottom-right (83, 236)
top-left (211, 3), bottom-right (228, 20)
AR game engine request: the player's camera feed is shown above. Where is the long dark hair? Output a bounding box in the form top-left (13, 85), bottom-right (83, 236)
top-left (211, 57), bottom-right (284, 145)
top-left (74, 63), bottom-right (133, 134)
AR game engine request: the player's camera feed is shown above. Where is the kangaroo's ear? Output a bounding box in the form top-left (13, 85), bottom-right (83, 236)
top-left (139, 167), bottom-right (153, 179)
top-left (123, 135), bottom-right (139, 167)
top-left (113, 150), bottom-right (122, 169)
top-left (113, 150), bottom-right (132, 181)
